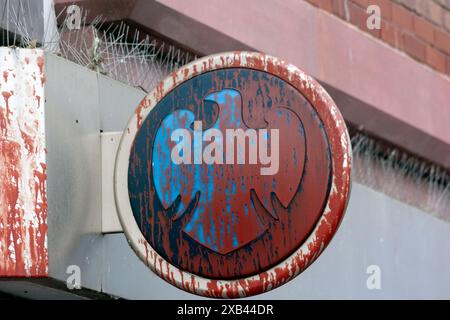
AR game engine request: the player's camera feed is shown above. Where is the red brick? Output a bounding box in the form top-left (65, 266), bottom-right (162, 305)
top-left (438, 0), bottom-right (450, 11)
top-left (413, 16), bottom-right (435, 44)
top-left (429, 3), bottom-right (445, 26)
top-left (319, 0), bottom-right (333, 12)
top-left (446, 55), bottom-right (450, 76)
top-left (392, 3), bottom-right (414, 31)
top-left (370, 0), bottom-right (392, 21)
top-left (369, 28), bottom-right (382, 39)
top-left (444, 12), bottom-right (450, 33)
top-left (416, 0), bottom-right (444, 26)
top-left (306, 0), bottom-right (333, 11)
top-left (425, 45), bottom-right (447, 72)
top-left (332, 0), bottom-right (348, 20)
top-left (350, 0), bottom-right (369, 8)
top-left (306, 0), bottom-right (319, 8)
top-left (381, 20), bottom-right (404, 49)
top-left (348, 1), bottom-right (381, 38)
top-left (435, 29), bottom-right (450, 55)
top-left (352, 0), bottom-right (391, 24)
top-left (348, 1), bottom-right (368, 29)
top-left (306, 0), bottom-right (318, 7)
top-left (397, 0), bottom-right (416, 12)
top-left (402, 32), bottom-right (426, 61)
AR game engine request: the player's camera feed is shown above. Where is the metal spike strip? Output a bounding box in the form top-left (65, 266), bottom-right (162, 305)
top-left (0, 1), bottom-right (197, 91)
top-left (351, 132), bottom-right (450, 220)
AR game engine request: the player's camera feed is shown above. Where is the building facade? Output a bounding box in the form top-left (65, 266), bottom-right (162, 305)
top-left (1, 0), bottom-right (450, 299)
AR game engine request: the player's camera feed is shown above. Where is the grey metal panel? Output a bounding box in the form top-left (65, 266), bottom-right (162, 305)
top-left (280, 183), bottom-right (450, 299)
top-left (45, 53), bottom-right (147, 293)
top-left (99, 183), bottom-right (450, 299)
top-left (43, 53), bottom-right (450, 299)
top-left (97, 74), bottom-right (146, 132)
top-left (45, 53), bottom-right (103, 290)
top-left (101, 234), bottom-right (197, 300)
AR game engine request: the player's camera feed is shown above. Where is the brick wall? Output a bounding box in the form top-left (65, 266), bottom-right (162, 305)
top-left (306, 0), bottom-right (450, 77)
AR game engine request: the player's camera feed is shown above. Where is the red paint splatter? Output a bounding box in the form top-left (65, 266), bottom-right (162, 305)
top-left (20, 129), bottom-right (34, 154)
top-left (0, 51), bottom-right (48, 277)
top-left (0, 140), bottom-right (25, 275)
top-left (36, 56), bottom-right (44, 75)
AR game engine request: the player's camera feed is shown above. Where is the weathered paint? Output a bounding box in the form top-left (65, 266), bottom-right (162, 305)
top-left (114, 52), bottom-right (351, 298)
top-left (129, 69), bottom-right (330, 280)
top-left (0, 48), bottom-right (48, 277)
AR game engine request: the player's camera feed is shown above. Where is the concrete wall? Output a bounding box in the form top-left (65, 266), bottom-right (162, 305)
top-left (41, 52), bottom-right (450, 299)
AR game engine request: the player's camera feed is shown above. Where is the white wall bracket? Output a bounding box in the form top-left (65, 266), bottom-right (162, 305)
top-left (101, 131), bottom-right (123, 233)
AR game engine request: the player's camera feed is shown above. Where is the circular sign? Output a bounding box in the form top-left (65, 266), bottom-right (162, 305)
top-left (114, 52), bottom-right (351, 298)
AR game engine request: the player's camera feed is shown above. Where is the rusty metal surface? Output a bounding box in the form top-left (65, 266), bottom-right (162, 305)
top-left (0, 48), bottom-right (48, 277)
top-left (115, 51), bottom-right (351, 298)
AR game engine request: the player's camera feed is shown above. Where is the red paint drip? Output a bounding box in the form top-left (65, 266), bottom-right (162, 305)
top-left (20, 129), bottom-right (34, 154)
top-left (2, 91), bottom-right (12, 121)
top-left (36, 56), bottom-right (44, 75)
top-left (33, 163), bottom-right (48, 275)
top-left (0, 140), bottom-right (24, 275)
top-left (35, 95), bottom-right (41, 109)
top-left (0, 108), bottom-right (7, 135)
top-left (0, 51), bottom-right (48, 277)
